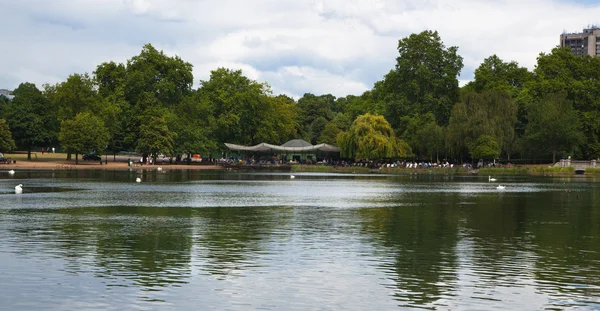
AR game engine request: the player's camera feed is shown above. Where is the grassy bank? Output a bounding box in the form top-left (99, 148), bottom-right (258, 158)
top-left (291, 164), bottom-right (471, 175)
top-left (292, 164), bottom-right (600, 175)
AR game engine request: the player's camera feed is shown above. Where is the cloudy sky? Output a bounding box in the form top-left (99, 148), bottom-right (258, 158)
top-left (1, 0), bottom-right (600, 98)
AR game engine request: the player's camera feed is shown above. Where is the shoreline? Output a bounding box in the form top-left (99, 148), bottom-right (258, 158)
top-left (0, 159), bottom-right (223, 171)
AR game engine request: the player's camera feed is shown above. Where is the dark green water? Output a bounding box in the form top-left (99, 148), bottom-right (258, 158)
top-left (1, 169), bottom-right (600, 310)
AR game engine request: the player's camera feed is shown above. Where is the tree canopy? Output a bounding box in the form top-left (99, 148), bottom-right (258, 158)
top-left (2, 34), bottom-right (597, 165)
top-left (338, 113), bottom-right (411, 160)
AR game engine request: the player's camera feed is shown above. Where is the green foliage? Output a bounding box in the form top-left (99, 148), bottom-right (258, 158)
top-left (338, 113), bottom-right (411, 160)
top-left (319, 113), bottom-right (351, 145)
top-left (59, 112), bottom-right (110, 162)
top-left (383, 30), bottom-right (463, 128)
top-left (0, 119), bottom-right (16, 152)
top-left (469, 135), bottom-right (500, 160)
top-left (523, 47), bottom-right (600, 159)
top-left (6, 82), bottom-right (56, 159)
top-left (125, 44), bottom-right (193, 108)
top-left (200, 68), bottom-right (273, 146)
top-left (472, 55), bottom-right (532, 96)
top-left (309, 116), bottom-right (328, 145)
top-left (136, 111), bottom-right (175, 158)
top-left (447, 90), bottom-right (516, 159)
top-left (524, 92), bottom-right (583, 163)
top-left (297, 93), bottom-right (335, 139)
top-left (253, 95), bottom-right (300, 145)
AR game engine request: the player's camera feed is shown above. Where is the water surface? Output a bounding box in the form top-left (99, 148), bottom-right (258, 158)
top-left (1, 170), bottom-right (599, 310)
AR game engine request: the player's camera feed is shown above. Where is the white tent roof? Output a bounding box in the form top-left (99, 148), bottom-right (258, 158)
top-left (225, 140), bottom-right (340, 153)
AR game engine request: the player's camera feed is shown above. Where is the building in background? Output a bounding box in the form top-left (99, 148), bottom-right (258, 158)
top-left (0, 89), bottom-right (14, 100)
top-left (560, 26), bottom-right (600, 57)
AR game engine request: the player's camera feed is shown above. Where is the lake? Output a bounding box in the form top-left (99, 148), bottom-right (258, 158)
top-left (1, 169), bottom-right (600, 310)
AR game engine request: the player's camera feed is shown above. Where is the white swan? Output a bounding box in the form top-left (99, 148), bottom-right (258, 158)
top-left (157, 167), bottom-right (162, 171)
top-left (496, 185), bottom-right (505, 190)
top-left (489, 176), bottom-right (497, 182)
top-left (290, 175), bottom-right (295, 179)
top-left (136, 177), bottom-right (141, 183)
top-left (8, 169), bottom-right (15, 175)
top-left (15, 184), bottom-right (22, 194)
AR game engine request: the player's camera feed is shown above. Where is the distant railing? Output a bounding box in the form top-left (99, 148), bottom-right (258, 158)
top-left (558, 159), bottom-right (597, 169)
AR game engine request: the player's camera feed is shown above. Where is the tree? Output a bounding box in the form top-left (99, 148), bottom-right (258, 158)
top-left (253, 95), bottom-right (300, 145)
top-left (524, 92), bottom-right (583, 163)
top-left (338, 113), bottom-right (411, 160)
top-left (383, 30), bottom-right (463, 130)
top-left (58, 112), bottom-right (110, 164)
top-left (136, 111), bottom-right (175, 162)
top-left (200, 68), bottom-right (278, 147)
top-left (169, 91), bottom-right (216, 160)
top-left (0, 119), bottom-right (16, 152)
top-left (447, 90), bottom-right (517, 160)
top-left (472, 55), bottom-right (532, 96)
top-left (309, 116), bottom-right (328, 145)
top-left (522, 47), bottom-right (600, 159)
top-left (6, 82), bottom-right (56, 159)
top-left (297, 93), bottom-right (335, 140)
top-left (319, 113), bottom-right (352, 145)
top-left (125, 44), bottom-right (193, 108)
top-left (469, 135), bottom-right (500, 160)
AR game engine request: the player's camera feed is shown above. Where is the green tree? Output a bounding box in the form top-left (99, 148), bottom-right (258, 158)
top-left (472, 55), bottom-right (532, 96)
top-left (383, 30), bottom-right (463, 130)
top-left (58, 112), bottom-right (110, 164)
top-left (253, 95), bottom-right (300, 145)
top-left (309, 116), bottom-right (328, 145)
top-left (319, 113), bottom-right (352, 145)
top-left (469, 135), bottom-right (500, 160)
top-left (338, 113), bottom-right (411, 160)
top-left (125, 44), bottom-right (193, 108)
top-left (200, 68), bottom-right (277, 147)
top-left (6, 82), bottom-right (56, 159)
top-left (522, 47), bottom-right (600, 159)
top-left (0, 119), bottom-right (16, 152)
top-left (297, 93), bottom-right (335, 140)
top-left (169, 91), bottom-right (216, 160)
top-left (447, 90), bottom-right (517, 160)
top-left (524, 92), bottom-right (583, 163)
top-left (136, 111), bottom-right (175, 162)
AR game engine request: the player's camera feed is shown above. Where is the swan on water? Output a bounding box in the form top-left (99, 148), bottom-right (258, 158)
top-left (496, 185), bottom-right (505, 190)
top-left (489, 176), bottom-right (497, 182)
top-left (157, 167), bottom-right (162, 171)
top-left (136, 177), bottom-right (141, 183)
top-left (8, 170), bottom-right (15, 175)
top-left (15, 184), bottom-right (23, 194)
top-left (290, 175), bottom-right (295, 179)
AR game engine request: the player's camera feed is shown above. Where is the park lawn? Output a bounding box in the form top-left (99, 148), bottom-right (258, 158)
top-left (3, 152), bottom-right (69, 162)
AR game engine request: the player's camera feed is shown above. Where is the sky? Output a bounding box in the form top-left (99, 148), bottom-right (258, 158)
top-left (1, 0), bottom-right (600, 99)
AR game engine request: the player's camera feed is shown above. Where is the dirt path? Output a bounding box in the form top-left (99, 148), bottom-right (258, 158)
top-left (0, 159), bottom-right (222, 171)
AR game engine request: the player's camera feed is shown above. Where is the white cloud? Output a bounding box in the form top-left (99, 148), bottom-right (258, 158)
top-left (1, 0), bottom-right (600, 98)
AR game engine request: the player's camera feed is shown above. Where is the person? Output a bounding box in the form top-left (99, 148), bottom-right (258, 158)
top-left (52, 147), bottom-right (55, 153)
top-left (41, 147), bottom-right (44, 155)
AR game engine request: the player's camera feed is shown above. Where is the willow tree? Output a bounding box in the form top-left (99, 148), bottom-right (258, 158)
top-left (338, 113), bottom-right (411, 160)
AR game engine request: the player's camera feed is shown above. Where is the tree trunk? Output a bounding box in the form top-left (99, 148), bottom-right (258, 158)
top-left (75, 152), bottom-right (79, 165)
top-left (27, 147), bottom-right (31, 160)
top-left (552, 149), bottom-right (557, 164)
